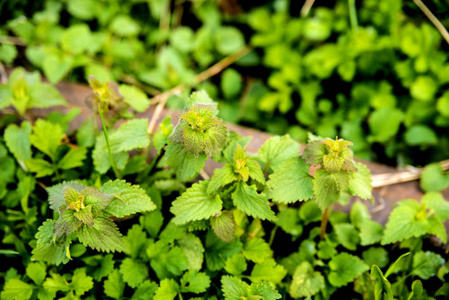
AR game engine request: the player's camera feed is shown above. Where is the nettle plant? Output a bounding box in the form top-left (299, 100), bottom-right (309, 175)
top-left (1, 81), bottom-right (449, 299)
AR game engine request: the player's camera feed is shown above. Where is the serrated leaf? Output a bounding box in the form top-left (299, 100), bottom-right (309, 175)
top-left (221, 275), bottom-right (250, 300)
top-left (257, 135), bottom-right (301, 172)
top-left (207, 164), bottom-right (239, 194)
top-left (46, 181), bottom-right (87, 211)
top-left (180, 270), bottom-right (211, 293)
top-left (249, 282), bottom-right (281, 300)
top-left (109, 119), bottom-right (150, 152)
top-left (31, 220), bottom-right (71, 266)
top-left (165, 142), bottom-right (207, 182)
top-left (29, 119), bottom-right (65, 160)
top-left (171, 181), bottom-right (222, 225)
top-left (42, 273), bottom-right (70, 293)
top-left (104, 269), bottom-right (125, 300)
top-left (54, 206), bottom-right (83, 236)
top-left (92, 254), bottom-right (115, 281)
top-left (76, 216), bottom-right (127, 252)
top-left (211, 210), bottom-right (236, 242)
top-left (246, 159), bottom-right (265, 184)
top-left (381, 200), bottom-right (430, 245)
top-left (412, 251), bottom-right (444, 280)
top-left (328, 253), bottom-right (369, 287)
top-left (178, 233), bottom-right (205, 271)
top-left (154, 279), bottom-right (179, 300)
top-left (276, 208), bottom-right (303, 237)
top-left (302, 140), bottom-right (326, 166)
top-left (205, 231), bottom-right (243, 271)
top-left (73, 206), bottom-right (95, 226)
top-left (71, 269), bottom-right (94, 296)
top-left (119, 84), bottom-right (150, 112)
top-left (4, 122), bottom-right (32, 163)
top-left (334, 223), bottom-right (360, 251)
top-left (124, 224), bottom-right (147, 259)
top-left (82, 187), bottom-right (114, 216)
top-left (1, 279), bottom-right (33, 300)
top-left (26, 158), bottom-right (54, 177)
top-left (420, 163), bottom-right (449, 193)
top-left (323, 155), bottom-right (344, 173)
top-left (360, 220), bottom-right (384, 246)
top-left (232, 182), bottom-right (276, 221)
top-left (147, 242), bottom-right (189, 279)
top-left (267, 157), bottom-right (313, 204)
top-left (313, 169), bottom-right (350, 209)
top-left (350, 201), bottom-right (370, 229)
top-left (243, 237), bottom-right (272, 264)
top-left (182, 121), bottom-right (227, 157)
top-left (26, 262), bottom-right (46, 285)
top-left (422, 192), bottom-right (449, 221)
top-left (251, 258), bottom-right (287, 284)
top-left (131, 280), bottom-right (158, 300)
top-left (348, 162), bottom-right (373, 200)
top-left (225, 253), bottom-right (247, 276)
top-left (120, 258), bottom-right (149, 288)
top-left (289, 261), bottom-right (325, 298)
top-left (101, 180), bottom-right (156, 218)
top-left (92, 134), bottom-right (129, 174)
top-left (57, 147), bottom-right (88, 170)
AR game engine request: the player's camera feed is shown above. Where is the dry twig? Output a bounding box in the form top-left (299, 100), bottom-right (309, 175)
top-left (413, 0), bottom-right (449, 45)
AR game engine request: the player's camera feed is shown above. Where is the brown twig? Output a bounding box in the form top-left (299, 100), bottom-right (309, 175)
top-left (371, 159), bottom-right (449, 188)
top-left (0, 63), bottom-right (8, 84)
top-left (120, 74), bottom-right (161, 96)
top-left (300, 0), bottom-right (316, 17)
top-left (146, 45), bottom-right (252, 135)
top-left (199, 169), bottom-right (210, 180)
top-left (0, 36), bottom-right (27, 46)
top-left (413, 0), bottom-right (449, 45)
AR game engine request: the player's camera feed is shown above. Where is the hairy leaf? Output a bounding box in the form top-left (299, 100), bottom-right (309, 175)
top-left (257, 135), bottom-right (301, 172)
top-left (109, 119), bottom-right (150, 152)
top-left (165, 142), bottom-right (207, 182)
top-left (31, 220), bottom-right (71, 266)
top-left (76, 216), bottom-right (127, 252)
top-left (232, 182), bottom-right (276, 221)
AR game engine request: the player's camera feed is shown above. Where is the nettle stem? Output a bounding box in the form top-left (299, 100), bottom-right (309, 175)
top-left (320, 205), bottom-right (333, 238)
top-left (98, 103), bottom-right (121, 180)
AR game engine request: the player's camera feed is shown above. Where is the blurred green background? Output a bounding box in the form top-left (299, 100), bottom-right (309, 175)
top-left (1, 0), bottom-right (449, 167)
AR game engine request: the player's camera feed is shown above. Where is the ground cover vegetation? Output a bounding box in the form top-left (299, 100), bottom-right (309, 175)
top-left (1, 0), bottom-right (449, 299)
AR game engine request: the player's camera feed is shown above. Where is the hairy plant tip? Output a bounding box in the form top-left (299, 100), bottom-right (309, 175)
top-left (302, 136), bottom-right (357, 173)
top-left (88, 75), bottom-right (123, 112)
top-left (170, 103), bottom-right (227, 157)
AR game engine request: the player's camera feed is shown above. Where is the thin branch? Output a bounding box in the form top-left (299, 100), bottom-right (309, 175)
top-left (413, 0), bottom-right (449, 45)
top-left (199, 169), bottom-right (210, 180)
top-left (300, 0), bottom-right (316, 17)
top-left (147, 45), bottom-right (252, 135)
top-left (0, 36), bottom-right (27, 46)
top-left (0, 63), bottom-right (8, 84)
top-left (120, 74), bottom-right (161, 96)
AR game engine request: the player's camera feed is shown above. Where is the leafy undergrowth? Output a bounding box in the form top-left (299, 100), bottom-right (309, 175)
top-left (1, 73), bottom-right (449, 299)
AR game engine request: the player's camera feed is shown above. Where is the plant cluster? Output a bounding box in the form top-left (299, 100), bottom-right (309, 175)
top-left (1, 75), bottom-right (449, 299)
top-left (2, 0), bottom-right (449, 166)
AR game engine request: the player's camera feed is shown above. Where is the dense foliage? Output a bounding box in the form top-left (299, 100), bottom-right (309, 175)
top-left (2, 0), bottom-right (449, 166)
top-left (1, 75), bottom-right (449, 299)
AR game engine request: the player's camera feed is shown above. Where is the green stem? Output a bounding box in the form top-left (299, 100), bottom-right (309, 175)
top-left (320, 205), bottom-right (333, 238)
top-left (98, 103), bottom-right (121, 180)
top-left (268, 226), bottom-right (278, 247)
top-left (348, 0), bottom-right (358, 31)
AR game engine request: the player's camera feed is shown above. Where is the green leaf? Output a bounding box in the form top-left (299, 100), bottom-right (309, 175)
top-left (313, 169), bottom-right (350, 209)
top-left (404, 125), bottom-right (438, 146)
top-left (76, 216), bottom-right (127, 252)
top-left (74, 206), bottom-right (95, 226)
top-left (299, 201), bottom-right (322, 224)
top-left (289, 261), bottom-right (325, 298)
top-left (171, 181), bottom-right (222, 225)
top-left (225, 253), bottom-right (247, 276)
top-left (334, 223), bottom-right (360, 251)
top-left (381, 200), bottom-right (430, 245)
top-left (249, 281), bottom-right (282, 300)
top-left (43, 273), bottom-right (70, 293)
top-left (29, 119), bottom-right (65, 160)
top-left (368, 108), bottom-right (404, 143)
top-left (242, 237), bottom-right (273, 264)
top-left (360, 220), bottom-right (384, 246)
top-left (109, 119), bottom-right (150, 152)
top-left (109, 15), bottom-right (141, 36)
top-left (410, 75), bottom-right (438, 102)
top-left (302, 140), bottom-right (327, 166)
top-left (251, 258), bottom-right (287, 284)
top-left (422, 192), bottom-right (449, 221)
top-left (92, 134), bottom-right (129, 174)
top-left (350, 201), bottom-right (371, 229)
top-left (211, 211), bottom-right (236, 242)
top-left (328, 253), bottom-right (369, 287)
top-left (4, 122), bottom-right (32, 163)
top-left (348, 162), bottom-right (373, 200)
top-left (178, 233), bottom-right (205, 271)
top-left (26, 262), bottom-right (46, 285)
top-left (82, 187), bottom-right (114, 216)
top-left (221, 68), bottom-right (243, 99)
top-left (119, 84), bottom-right (150, 112)
top-left (182, 120), bottom-right (228, 157)
top-left (104, 269), bottom-right (125, 300)
top-left (1, 279), bottom-right (33, 300)
top-left (412, 251), bottom-right (444, 280)
top-left (180, 270), bottom-right (211, 294)
top-left (275, 208), bottom-right (303, 237)
top-left (26, 159), bottom-right (54, 177)
top-left (71, 269), bottom-right (94, 296)
top-left (46, 181), bottom-right (87, 211)
top-left (92, 254), bottom-right (114, 281)
top-left (31, 220), bottom-right (71, 266)
top-left (370, 265), bottom-right (393, 300)
top-left (124, 224), bottom-right (147, 259)
top-left (215, 27), bottom-right (245, 55)
top-left (57, 147), bottom-right (88, 170)
top-left (420, 164), bottom-right (449, 193)
top-left (165, 142), bottom-right (208, 182)
top-left (362, 247), bottom-right (389, 269)
top-left (247, 159), bottom-right (265, 184)
top-left (120, 258), bottom-right (149, 288)
top-left (29, 83), bottom-right (67, 108)
top-left (205, 231), bottom-right (242, 271)
top-left (232, 182), bottom-right (276, 221)
top-left (0, 44), bottom-right (17, 64)
top-left (131, 280), bottom-right (158, 300)
top-left (42, 54), bottom-right (72, 84)
top-left (54, 206), bottom-right (83, 236)
top-left (221, 275), bottom-right (250, 300)
top-left (409, 280), bottom-right (424, 300)
top-left (101, 180), bottom-right (156, 218)
top-left (61, 24), bottom-right (91, 54)
top-left (207, 164), bottom-right (239, 194)
top-left (257, 135), bottom-right (301, 172)
top-left (147, 242), bottom-right (189, 279)
top-left (267, 157), bottom-right (313, 204)
top-left (154, 279), bottom-right (179, 300)
top-left (385, 252), bottom-right (410, 278)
